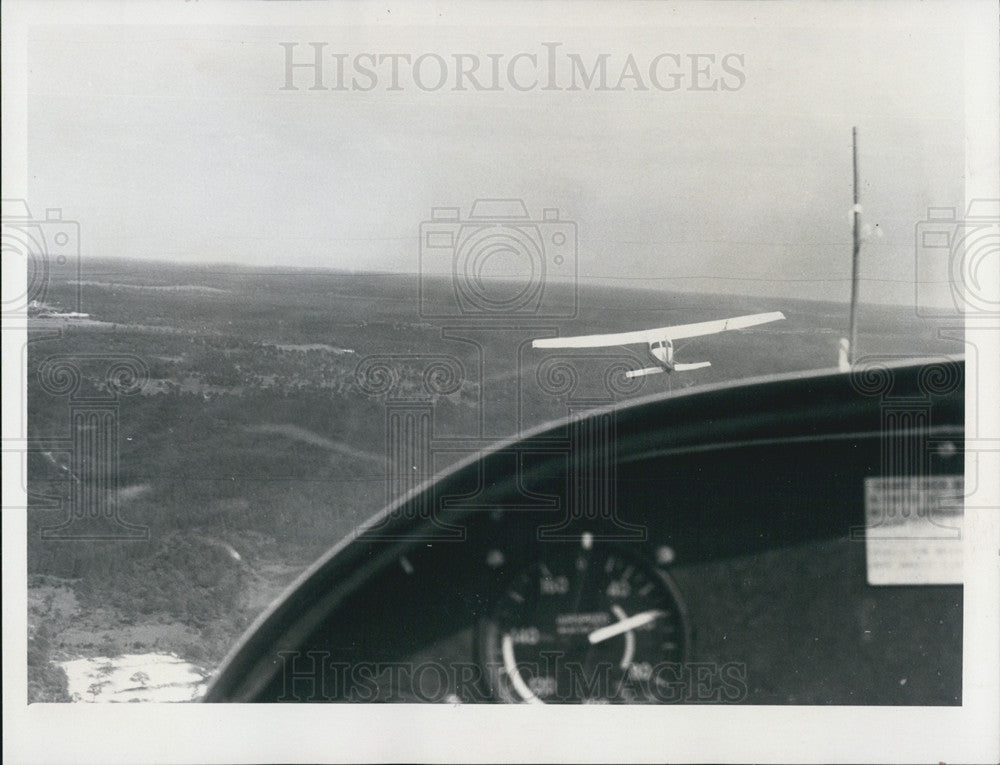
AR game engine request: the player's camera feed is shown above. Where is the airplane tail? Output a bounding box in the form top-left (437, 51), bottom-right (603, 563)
top-left (673, 361), bottom-right (711, 372)
top-left (625, 366), bottom-right (666, 379)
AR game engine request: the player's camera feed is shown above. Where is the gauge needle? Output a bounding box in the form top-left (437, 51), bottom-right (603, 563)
top-left (588, 609), bottom-right (666, 645)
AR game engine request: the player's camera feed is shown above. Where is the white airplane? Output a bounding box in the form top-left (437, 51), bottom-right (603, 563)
top-left (532, 311), bottom-right (785, 378)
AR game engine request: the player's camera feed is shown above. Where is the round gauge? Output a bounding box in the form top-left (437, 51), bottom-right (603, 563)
top-left (478, 533), bottom-right (688, 704)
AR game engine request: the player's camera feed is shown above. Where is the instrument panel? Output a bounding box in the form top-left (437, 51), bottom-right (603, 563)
top-left (263, 421), bottom-right (963, 705)
top-left (205, 361), bottom-right (965, 705)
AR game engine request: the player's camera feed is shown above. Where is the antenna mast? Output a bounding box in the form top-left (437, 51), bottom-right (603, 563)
top-left (848, 126), bottom-right (861, 365)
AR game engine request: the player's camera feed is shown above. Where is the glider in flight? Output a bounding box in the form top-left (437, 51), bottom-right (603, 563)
top-left (532, 311), bottom-right (785, 378)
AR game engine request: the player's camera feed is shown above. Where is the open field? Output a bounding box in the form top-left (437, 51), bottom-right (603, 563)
top-left (24, 257), bottom-right (962, 701)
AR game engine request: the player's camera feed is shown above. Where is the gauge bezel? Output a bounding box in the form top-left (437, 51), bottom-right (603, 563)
top-left (475, 536), bottom-right (691, 704)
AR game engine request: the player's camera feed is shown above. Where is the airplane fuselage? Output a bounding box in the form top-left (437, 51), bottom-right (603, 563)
top-left (648, 339), bottom-right (675, 372)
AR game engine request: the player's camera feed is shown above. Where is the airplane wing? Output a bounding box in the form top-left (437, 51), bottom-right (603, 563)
top-left (531, 311), bottom-right (785, 349)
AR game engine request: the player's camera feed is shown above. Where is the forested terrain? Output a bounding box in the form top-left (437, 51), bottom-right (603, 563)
top-left (24, 257), bottom-right (961, 700)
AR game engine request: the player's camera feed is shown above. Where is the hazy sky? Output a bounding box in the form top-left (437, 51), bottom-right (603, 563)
top-left (22, 3), bottom-right (976, 305)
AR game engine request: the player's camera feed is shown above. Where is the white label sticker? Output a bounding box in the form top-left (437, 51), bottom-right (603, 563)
top-left (864, 476), bottom-right (963, 585)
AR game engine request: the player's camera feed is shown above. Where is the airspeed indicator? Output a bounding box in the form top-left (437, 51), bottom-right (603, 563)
top-left (478, 535), bottom-right (689, 703)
